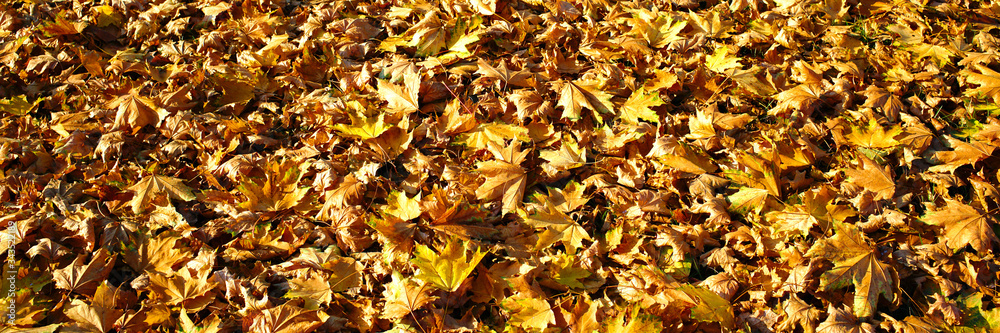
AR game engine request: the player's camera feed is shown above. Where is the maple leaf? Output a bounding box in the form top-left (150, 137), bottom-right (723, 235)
top-left (605, 305), bottom-right (663, 333)
top-left (285, 273), bottom-right (333, 309)
top-left (570, 296), bottom-right (601, 333)
top-left (620, 88), bottom-right (663, 124)
top-left (520, 201), bottom-right (592, 254)
top-left (0, 95), bottom-right (38, 116)
top-left (127, 174), bottom-right (197, 214)
top-left (411, 237), bottom-right (486, 292)
top-left (964, 64), bottom-right (1000, 104)
top-left (107, 88), bottom-right (169, 134)
top-left (816, 305), bottom-right (876, 333)
top-left (678, 284), bottom-right (735, 330)
top-left (548, 253), bottom-right (591, 289)
top-left (954, 291), bottom-right (1000, 331)
top-left (62, 282), bottom-right (124, 333)
top-left (879, 315), bottom-right (939, 333)
top-left (769, 83), bottom-right (827, 117)
top-left (536, 181), bottom-right (590, 213)
top-left (624, 8), bottom-right (686, 49)
top-left (778, 294), bottom-right (821, 333)
top-left (557, 79), bottom-right (614, 121)
top-left (921, 199), bottom-right (998, 253)
top-left (377, 69), bottom-right (420, 112)
top-left (928, 136), bottom-right (996, 173)
top-left (437, 98), bottom-right (477, 134)
top-left (236, 158), bottom-right (310, 212)
top-left (476, 59), bottom-right (533, 89)
top-left (53, 249), bottom-right (116, 297)
top-left (384, 191), bottom-right (423, 221)
top-left (705, 46), bottom-right (743, 73)
top-left (688, 10), bottom-right (734, 38)
top-left (686, 108), bottom-right (719, 140)
top-left (332, 112), bottom-right (392, 140)
top-left (124, 231), bottom-right (192, 274)
top-left (502, 296), bottom-right (556, 332)
top-left (861, 86), bottom-right (905, 120)
top-left (539, 137), bottom-right (587, 171)
top-left (475, 141), bottom-right (529, 215)
top-left (806, 223), bottom-right (897, 318)
top-left (843, 155), bottom-right (895, 201)
top-left (179, 312), bottom-right (223, 333)
top-left (381, 273), bottom-right (436, 319)
top-left (146, 268), bottom-right (218, 311)
top-left (245, 304), bottom-right (326, 333)
top-left (458, 122), bottom-right (531, 150)
top-left (39, 11), bottom-right (89, 36)
top-left (845, 119), bottom-right (902, 149)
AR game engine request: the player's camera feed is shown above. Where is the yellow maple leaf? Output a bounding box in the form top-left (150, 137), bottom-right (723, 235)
top-left (502, 296), bottom-right (556, 332)
top-left (458, 122), bottom-right (530, 150)
top-left (845, 119), bottom-right (902, 149)
top-left (332, 112), bottom-right (392, 140)
top-left (384, 191), bottom-right (422, 221)
top-left (705, 46), bottom-right (743, 73)
top-left (964, 63), bottom-right (1000, 104)
top-left (381, 273), bottom-right (436, 319)
top-left (843, 155), bottom-right (895, 201)
top-left (539, 137), bottom-right (586, 171)
top-left (128, 174), bottom-right (197, 214)
top-left (411, 238), bottom-right (486, 292)
top-left (519, 201), bottom-right (592, 254)
top-left (557, 79), bottom-right (613, 121)
top-left (620, 88), bottom-right (663, 124)
top-left (377, 69), bottom-right (420, 112)
top-left (624, 8), bottom-right (686, 49)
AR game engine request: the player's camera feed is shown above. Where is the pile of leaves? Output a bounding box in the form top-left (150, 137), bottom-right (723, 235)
top-left (2, 0), bottom-right (1000, 331)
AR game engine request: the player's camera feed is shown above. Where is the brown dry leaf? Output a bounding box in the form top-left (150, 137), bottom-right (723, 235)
top-left (476, 141), bottom-right (529, 214)
top-left (964, 63), bottom-right (1000, 104)
top-left (928, 136), bottom-right (996, 173)
top-left (476, 59), bottom-right (533, 88)
top-left (245, 303), bottom-right (326, 333)
top-left (127, 174), bottom-right (197, 214)
top-left (816, 305), bottom-right (876, 333)
top-left (806, 223), bottom-right (897, 318)
top-left (842, 156), bottom-right (895, 201)
top-left (107, 89), bottom-right (168, 134)
top-left (778, 294), bottom-right (821, 333)
top-left (124, 231), bottom-right (192, 274)
top-left (557, 79), bottom-right (613, 120)
top-left (922, 199), bottom-right (998, 253)
top-left (378, 69), bottom-right (421, 113)
top-left (381, 273), bottom-right (436, 319)
top-left (146, 268), bottom-right (218, 311)
top-left (53, 249), bottom-right (116, 297)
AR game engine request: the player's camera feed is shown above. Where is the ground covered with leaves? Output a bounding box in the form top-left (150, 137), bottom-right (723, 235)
top-left (1, 0), bottom-right (1000, 332)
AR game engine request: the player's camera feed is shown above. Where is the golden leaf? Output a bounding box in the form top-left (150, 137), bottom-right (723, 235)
top-left (476, 141), bottom-right (529, 214)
